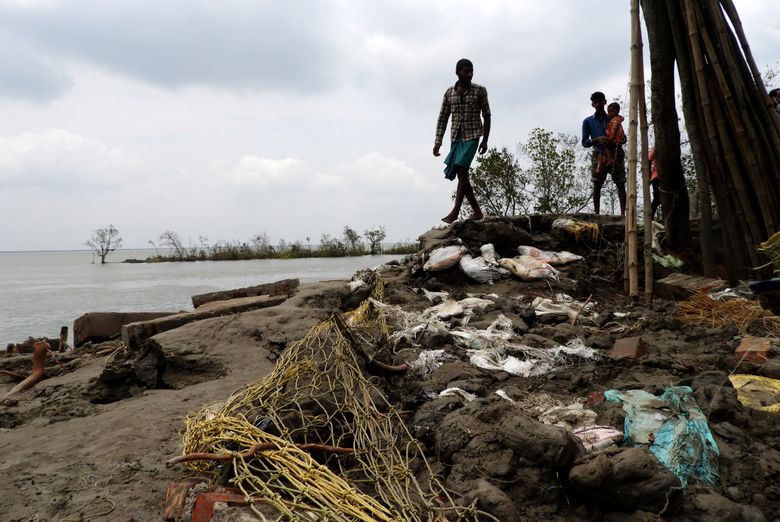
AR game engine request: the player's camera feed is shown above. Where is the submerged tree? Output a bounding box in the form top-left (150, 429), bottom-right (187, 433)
top-left (85, 224), bottom-right (122, 264)
top-left (159, 230), bottom-right (186, 261)
top-left (343, 226), bottom-right (362, 252)
top-left (364, 226), bottom-right (387, 255)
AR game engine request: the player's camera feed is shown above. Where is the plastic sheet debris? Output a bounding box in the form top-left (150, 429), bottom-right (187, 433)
top-left (348, 280), bottom-right (368, 292)
top-left (499, 255), bottom-right (559, 281)
top-left (450, 314), bottom-right (518, 350)
top-left (552, 218), bottom-right (599, 242)
top-left (708, 288), bottom-right (744, 301)
top-left (500, 391), bottom-right (617, 452)
top-left (427, 299), bottom-right (464, 320)
top-left (424, 297), bottom-right (495, 322)
top-left (531, 295), bottom-right (596, 322)
top-left (459, 254), bottom-right (510, 283)
top-left (728, 374), bottom-right (780, 413)
top-left (495, 390), bottom-right (515, 402)
top-left (468, 348), bottom-right (540, 376)
top-left (371, 300), bottom-right (451, 348)
top-left (465, 338), bottom-right (598, 378)
top-left (423, 244), bottom-right (468, 272)
top-left (571, 426), bottom-right (624, 452)
top-left (439, 387), bottom-right (477, 402)
top-left (604, 386), bottom-right (719, 486)
top-left (420, 288), bottom-right (449, 303)
top-left (651, 221), bottom-right (665, 252)
top-left (517, 245), bottom-right (583, 265)
top-left (653, 253), bottom-right (684, 268)
top-left (538, 402), bottom-right (597, 429)
top-left (407, 349), bottom-right (454, 379)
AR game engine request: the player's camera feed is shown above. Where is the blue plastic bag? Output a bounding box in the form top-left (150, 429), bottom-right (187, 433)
top-left (604, 386), bottom-right (719, 486)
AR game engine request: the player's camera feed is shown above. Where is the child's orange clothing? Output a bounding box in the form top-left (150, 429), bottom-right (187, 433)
top-left (648, 147), bottom-right (659, 181)
top-left (596, 115), bottom-right (625, 176)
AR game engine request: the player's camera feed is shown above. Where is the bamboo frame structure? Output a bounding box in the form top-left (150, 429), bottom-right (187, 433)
top-left (639, 0), bottom-right (780, 282)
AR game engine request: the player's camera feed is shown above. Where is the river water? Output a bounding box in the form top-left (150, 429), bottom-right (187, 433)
top-left (0, 249), bottom-right (403, 347)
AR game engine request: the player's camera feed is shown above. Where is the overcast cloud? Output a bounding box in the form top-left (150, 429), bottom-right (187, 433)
top-left (0, 0), bottom-right (777, 250)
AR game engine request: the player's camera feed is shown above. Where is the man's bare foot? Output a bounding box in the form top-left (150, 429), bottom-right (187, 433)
top-left (469, 212), bottom-right (484, 220)
top-left (441, 215), bottom-right (457, 224)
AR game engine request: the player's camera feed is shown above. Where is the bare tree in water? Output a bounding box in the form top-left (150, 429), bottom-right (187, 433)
top-left (86, 225), bottom-right (122, 264)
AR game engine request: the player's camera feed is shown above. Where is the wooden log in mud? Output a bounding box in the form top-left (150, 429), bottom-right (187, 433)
top-left (191, 278), bottom-right (299, 309)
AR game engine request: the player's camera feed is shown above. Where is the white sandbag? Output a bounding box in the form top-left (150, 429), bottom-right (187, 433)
top-left (423, 245), bottom-right (468, 271)
top-left (552, 218), bottom-right (578, 230)
top-left (480, 244), bottom-right (500, 266)
top-left (517, 245), bottom-right (583, 265)
top-left (498, 255), bottom-right (559, 281)
top-left (459, 254), bottom-right (509, 283)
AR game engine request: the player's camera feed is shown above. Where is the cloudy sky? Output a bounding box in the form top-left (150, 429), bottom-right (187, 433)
top-left (0, 0), bottom-right (777, 250)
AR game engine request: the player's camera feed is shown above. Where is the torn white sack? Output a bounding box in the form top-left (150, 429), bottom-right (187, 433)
top-left (517, 245), bottom-right (583, 265)
top-left (499, 255), bottom-right (560, 281)
top-left (532, 296), bottom-right (596, 322)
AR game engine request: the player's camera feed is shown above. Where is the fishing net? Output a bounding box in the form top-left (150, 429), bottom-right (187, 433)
top-left (176, 272), bottom-right (481, 521)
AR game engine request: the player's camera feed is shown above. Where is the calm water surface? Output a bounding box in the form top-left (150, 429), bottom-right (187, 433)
top-left (0, 249), bottom-right (402, 346)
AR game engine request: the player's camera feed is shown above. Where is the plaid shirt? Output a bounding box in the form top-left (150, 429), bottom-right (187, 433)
top-left (435, 82), bottom-right (491, 146)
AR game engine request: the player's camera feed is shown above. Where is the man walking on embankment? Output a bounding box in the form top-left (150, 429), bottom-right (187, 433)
top-left (434, 58), bottom-right (490, 223)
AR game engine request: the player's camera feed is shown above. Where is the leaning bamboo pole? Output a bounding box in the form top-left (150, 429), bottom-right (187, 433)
top-left (685, 0), bottom-right (762, 266)
top-left (667, 0), bottom-right (717, 277)
top-left (719, 0), bottom-right (780, 140)
top-left (683, 0), bottom-right (745, 280)
top-left (699, 3), bottom-right (777, 236)
top-left (626, 0), bottom-right (641, 298)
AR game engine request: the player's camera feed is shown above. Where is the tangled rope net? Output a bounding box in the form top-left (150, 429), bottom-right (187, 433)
top-left (175, 273), bottom-right (480, 521)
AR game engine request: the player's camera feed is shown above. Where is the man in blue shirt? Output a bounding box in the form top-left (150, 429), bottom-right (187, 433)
top-left (582, 91), bottom-right (627, 215)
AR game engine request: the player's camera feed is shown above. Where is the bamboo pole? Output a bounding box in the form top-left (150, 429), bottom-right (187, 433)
top-left (626, 0), bottom-right (641, 298)
top-left (636, 21), bottom-right (652, 303)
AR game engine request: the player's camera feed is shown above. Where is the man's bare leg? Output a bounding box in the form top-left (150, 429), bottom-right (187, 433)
top-left (616, 182), bottom-right (627, 215)
top-left (462, 171), bottom-right (483, 220)
top-left (442, 166), bottom-right (466, 223)
top-left (593, 179), bottom-right (603, 215)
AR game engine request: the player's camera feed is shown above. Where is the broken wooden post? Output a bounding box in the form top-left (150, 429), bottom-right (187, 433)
top-left (2, 340), bottom-right (49, 402)
top-left (58, 326), bottom-right (68, 353)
